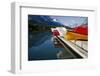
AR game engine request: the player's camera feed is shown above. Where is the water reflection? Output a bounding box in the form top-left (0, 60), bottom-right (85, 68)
top-left (28, 31), bottom-right (76, 61)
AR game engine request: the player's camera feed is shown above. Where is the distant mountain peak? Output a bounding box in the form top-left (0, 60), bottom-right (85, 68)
top-left (28, 15), bottom-right (64, 26)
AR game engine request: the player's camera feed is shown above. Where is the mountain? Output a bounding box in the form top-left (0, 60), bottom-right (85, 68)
top-left (28, 15), bottom-right (64, 26)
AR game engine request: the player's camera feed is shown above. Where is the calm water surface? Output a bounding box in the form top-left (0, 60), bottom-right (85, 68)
top-left (28, 32), bottom-right (75, 61)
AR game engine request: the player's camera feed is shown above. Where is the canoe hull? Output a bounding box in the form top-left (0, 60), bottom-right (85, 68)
top-left (64, 31), bottom-right (87, 41)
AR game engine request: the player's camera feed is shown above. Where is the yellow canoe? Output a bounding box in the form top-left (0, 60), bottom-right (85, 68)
top-left (64, 31), bottom-right (88, 41)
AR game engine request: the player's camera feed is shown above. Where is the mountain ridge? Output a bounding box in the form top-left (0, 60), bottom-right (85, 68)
top-left (28, 15), bottom-right (64, 26)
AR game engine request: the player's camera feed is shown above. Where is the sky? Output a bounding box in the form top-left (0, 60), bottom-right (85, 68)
top-left (28, 15), bottom-right (88, 28)
top-left (50, 16), bottom-right (88, 28)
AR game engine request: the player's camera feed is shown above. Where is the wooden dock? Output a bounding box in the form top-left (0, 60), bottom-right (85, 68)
top-left (51, 28), bottom-right (88, 58)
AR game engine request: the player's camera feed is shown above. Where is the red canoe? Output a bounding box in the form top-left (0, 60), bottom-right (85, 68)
top-left (52, 30), bottom-right (60, 36)
top-left (72, 24), bottom-right (88, 35)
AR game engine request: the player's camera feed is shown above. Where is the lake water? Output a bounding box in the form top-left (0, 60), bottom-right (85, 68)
top-left (28, 31), bottom-right (76, 61)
